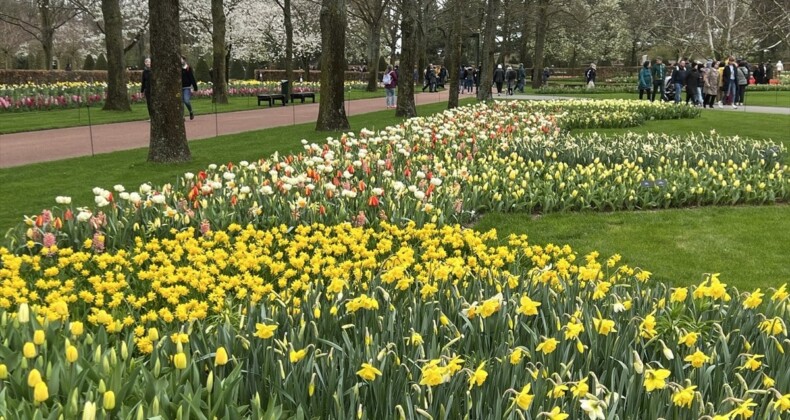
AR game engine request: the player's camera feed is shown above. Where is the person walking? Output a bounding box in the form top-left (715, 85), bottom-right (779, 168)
top-left (542, 67), bottom-right (550, 87)
top-left (140, 57), bottom-right (153, 118)
top-left (383, 65), bottom-right (397, 109)
top-left (422, 65), bottom-right (436, 92)
top-left (735, 60), bottom-right (749, 106)
top-left (517, 64), bottom-right (526, 93)
top-left (650, 57), bottom-right (666, 101)
top-left (722, 56), bottom-right (738, 108)
top-left (638, 61), bottom-right (652, 100)
top-left (703, 61), bottom-right (719, 108)
top-left (685, 64), bottom-right (700, 105)
top-left (670, 60), bottom-right (687, 104)
top-left (505, 65), bottom-right (516, 95)
top-left (181, 56), bottom-right (198, 120)
top-left (776, 60), bottom-right (783, 79)
top-left (585, 63), bottom-right (597, 88)
top-left (493, 64), bottom-right (505, 96)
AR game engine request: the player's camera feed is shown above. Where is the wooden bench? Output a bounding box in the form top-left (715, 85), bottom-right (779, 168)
top-left (257, 94), bottom-right (286, 107)
top-left (290, 92), bottom-right (316, 103)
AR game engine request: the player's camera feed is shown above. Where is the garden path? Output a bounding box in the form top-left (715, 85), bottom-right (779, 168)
top-left (0, 92), bottom-right (451, 168)
top-left (1, 92), bottom-right (787, 168)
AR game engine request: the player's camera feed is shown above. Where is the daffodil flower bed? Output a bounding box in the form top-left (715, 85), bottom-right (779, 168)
top-left (0, 80), bottom-right (367, 112)
top-left (0, 223), bottom-right (788, 418)
top-left (9, 100), bottom-right (786, 252)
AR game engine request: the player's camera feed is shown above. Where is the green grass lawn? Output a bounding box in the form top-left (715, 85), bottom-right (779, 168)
top-left (1, 98), bottom-right (786, 290)
top-left (474, 206), bottom-right (789, 291)
top-left (0, 90), bottom-right (386, 134)
top-left (545, 90), bottom-right (790, 108)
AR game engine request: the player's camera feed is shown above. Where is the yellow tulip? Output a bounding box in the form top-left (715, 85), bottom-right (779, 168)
top-left (215, 347), bottom-right (229, 366)
top-left (28, 368), bottom-right (42, 387)
top-left (70, 321), bottom-right (84, 336)
top-left (103, 390), bottom-right (115, 410)
top-left (23, 342), bottom-right (37, 359)
top-left (66, 345), bottom-right (79, 363)
top-left (33, 330), bottom-right (45, 345)
top-left (34, 381), bottom-right (49, 403)
top-left (0, 363), bottom-right (7, 379)
top-left (173, 352), bottom-right (187, 369)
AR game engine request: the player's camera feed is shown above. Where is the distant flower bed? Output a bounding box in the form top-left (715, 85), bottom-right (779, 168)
top-left (0, 80), bottom-right (367, 112)
top-left (7, 100), bottom-right (785, 254)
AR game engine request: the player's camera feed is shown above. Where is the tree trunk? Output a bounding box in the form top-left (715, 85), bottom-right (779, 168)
top-left (366, 21), bottom-right (383, 92)
top-left (417, 1), bottom-right (428, 86)
top-left (101, 0), bottom-right (130, 111)
top-left (38, 0), bottom-right (55, 70)
top-left (283, 0), bottom-right (294, 99)
top-left (302, 56), bottom-right (311, 81)
top-left (530, 0), bottom-right (548, 89)
top-left (478, 0), bottom-right (499, 101)
top-left (211, 0), bottom-right (229, 104)
top-left (518, 0), bottom-right (531, 65)
top-left (148, 0), bottom-right (190, 163)
top-left (316, 0), bottom-right (350, 131)
top-left (396, 0), bottom-right (417, 118)
top-left (446, 0), bottom-right (463, 109)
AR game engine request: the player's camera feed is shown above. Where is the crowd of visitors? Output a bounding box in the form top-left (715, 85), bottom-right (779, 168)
top-left (640, 56), bottom-right (782, 108)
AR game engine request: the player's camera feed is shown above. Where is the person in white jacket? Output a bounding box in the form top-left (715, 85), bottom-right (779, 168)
top-left (776, 61), bottom-right (784, 79)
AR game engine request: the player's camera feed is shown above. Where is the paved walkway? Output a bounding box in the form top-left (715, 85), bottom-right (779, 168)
top-left (1, 92), bottom-right (788, 168)
top-left (0, 92), bottom-right (454, 168)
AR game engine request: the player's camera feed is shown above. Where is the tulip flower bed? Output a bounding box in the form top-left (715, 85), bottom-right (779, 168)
top-left (0, 223), bottom-right (788, 418)
top-left (7, 100), bottom-right (785, 252)
top-left (1, 99), bottom-right (788, 417)
top-left (0, 80), bottom-right (366, 112)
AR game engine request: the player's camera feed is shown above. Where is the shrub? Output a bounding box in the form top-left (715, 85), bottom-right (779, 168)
top-left (83, 55), bottom-right (95, 71)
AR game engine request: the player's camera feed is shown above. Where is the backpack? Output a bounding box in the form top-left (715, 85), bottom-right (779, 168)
top-left (382, 72), bottom-right (392, 85)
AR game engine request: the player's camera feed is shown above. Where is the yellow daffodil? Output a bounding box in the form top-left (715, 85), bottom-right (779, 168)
top-left (639, 314), bottom-right (657, 339)
top-left (356, 362), bottom-right (382, 381)
top-left (773, 393), bottom-right (790, 412)
top-left (743, 289), bottom-right (764, 309)
top-left (593, 317), bottom-right (616, 336)
top-left (544, 406), bottom-right (569, 420)
top-left (255, 323), bottom-right (277, 339)
top-left (536, 337), bottom-right (559, 355)
top-left (684, 350), bottom-right (711, 368)
top-left (468, 362), bottom-right (488, 388)
top-left (516, 295), bottom-right (541, 316)
top-left (740, 354), bottom-right (763, 371)
top-left (678, 331), bottom-right (698, 347)
top-left (510, 348), bottom-right (523, 365)
top-left (514, 384), bottom-right (534, 410)
top-left (571, 378), bottom-right (589, 398)
top-left (564, 319), bottom-right (584, 340)
top-left (643, 368), bottom-right (670, 392)
top-left (670, 287), bottom-right (688, 303)
top-left (759, 317), bottom-right (786, 336)
top-left (580, 397), bottom-right (605, 419)
top-left (772, 284), bottom-right (788, 301)
top-left (729, 398), bottom-right (756, 419)
top-left (289, 348), bottom-right (308, 363)
top-left (672, 385), bottom-right (696, 408)
top-left (548, 383), bottom-right (568, 398)
top-left (761, 374), bottom-right (775, 388)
